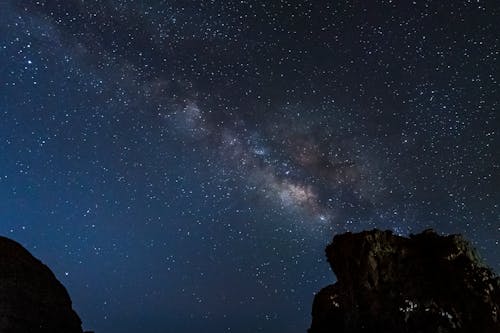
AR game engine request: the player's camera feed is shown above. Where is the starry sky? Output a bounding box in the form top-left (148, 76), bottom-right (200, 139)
top-left (0, 1), bottom-right (498, 332)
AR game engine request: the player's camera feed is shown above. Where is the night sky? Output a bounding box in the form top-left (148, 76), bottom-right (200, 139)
top-left (0, 1), bottom-right (498, 332)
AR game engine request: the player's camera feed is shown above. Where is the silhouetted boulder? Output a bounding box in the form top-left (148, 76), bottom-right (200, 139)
top-left (309, 229), bottom-right (499, 333)
top-left (0, 236), bottom-right (84, 333)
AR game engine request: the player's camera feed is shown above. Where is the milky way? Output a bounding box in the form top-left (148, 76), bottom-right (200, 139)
top-left (0, 1), bottom-right (498, 332)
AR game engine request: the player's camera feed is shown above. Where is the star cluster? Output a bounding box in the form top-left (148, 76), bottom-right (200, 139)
top-left (0, 1), bottom-right (498, 332)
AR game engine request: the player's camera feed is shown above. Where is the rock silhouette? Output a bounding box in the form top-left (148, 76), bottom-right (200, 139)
top-left (308, 229), bottom-right (499, 333)
top-left (0, 236), bottom-right (84, 333)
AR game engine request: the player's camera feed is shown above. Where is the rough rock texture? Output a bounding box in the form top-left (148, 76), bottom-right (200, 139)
top-left (309, 229), bottom-right (499, 333)
top-left (0, 236), bottom-right (84, 333)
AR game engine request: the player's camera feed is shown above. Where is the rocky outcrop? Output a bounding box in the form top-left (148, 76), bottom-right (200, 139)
top-left (309, 229), bottom-right (499, 333)
top-left (0, 236), bottom-right (84, 333)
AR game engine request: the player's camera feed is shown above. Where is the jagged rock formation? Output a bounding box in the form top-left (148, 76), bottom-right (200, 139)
top-left (0, 236), bottom-right (84, 333)
top-left (309, 229), bottom-right (499, 333)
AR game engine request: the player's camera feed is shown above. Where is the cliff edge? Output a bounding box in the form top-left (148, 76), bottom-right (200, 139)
top-left (308, 229), bottom-right (499, 333)
top-left (0, 236), bottom-right (84, 333)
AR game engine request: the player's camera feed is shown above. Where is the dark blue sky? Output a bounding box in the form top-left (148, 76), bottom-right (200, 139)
top-left (0, 1), bottom-right (498, 332)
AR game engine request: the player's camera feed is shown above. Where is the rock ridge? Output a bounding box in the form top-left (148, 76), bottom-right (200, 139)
top-left (0, 235), bottom-right (85, 333)
top-left (308, 229), bottom-right (499, 333)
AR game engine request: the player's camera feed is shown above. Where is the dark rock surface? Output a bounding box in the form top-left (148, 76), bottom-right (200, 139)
top-left (308, 229), bottom-right (499, 333)
top-left (0, 236), bottom-right (84, 333)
